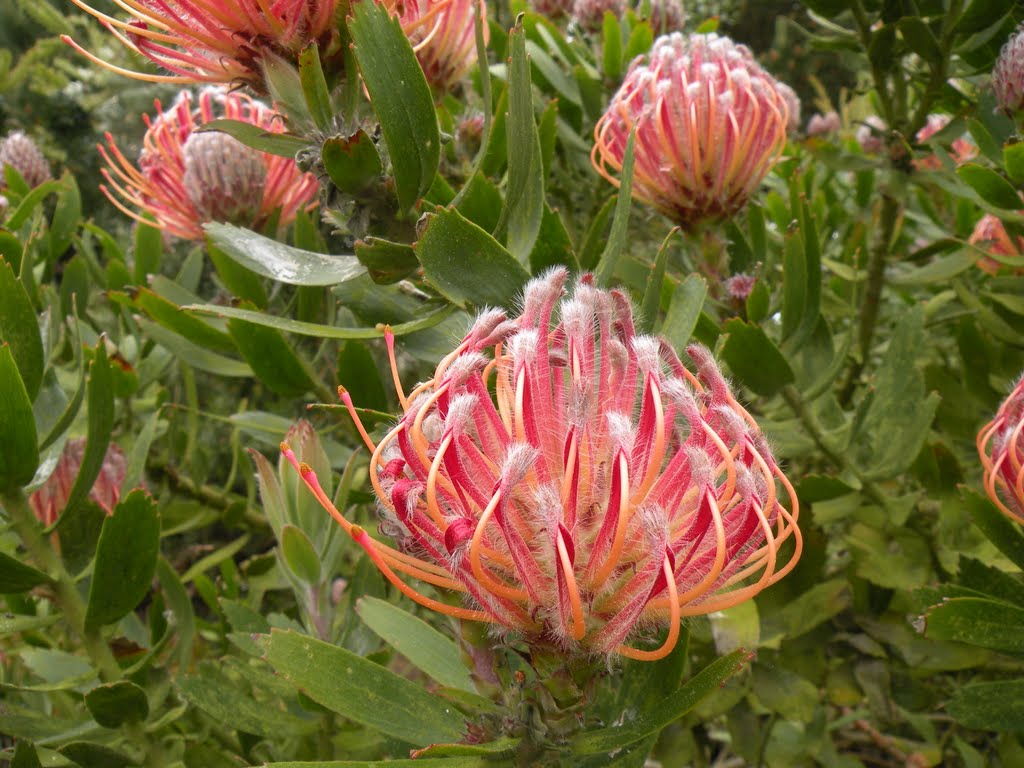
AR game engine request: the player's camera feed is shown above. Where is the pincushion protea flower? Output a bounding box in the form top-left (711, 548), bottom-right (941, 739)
top-left (281, 269), bottom-right (801, 660)
top-left (993, 25), bottom-right (1024, 116)
top-left (99, 88), bottom-right (318, 241)
top-left (30, 439), bottom-right (127, 526)
top-left (405, 0), bottom-right (487, 92)
top-left (0, 131), bottom-right (52, 189)
top-left (592, 33), bottom-right (791, 229)
top-left (979, 375), bottom-right (1024, 524)
top-left (969, 213), bottom-right (1024, 275)
top-left (914, 114), bottom-right (976, 170)
top-left (62, 0), bottom-right (338, 86)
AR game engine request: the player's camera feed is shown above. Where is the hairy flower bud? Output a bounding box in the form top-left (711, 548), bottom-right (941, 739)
top-left (281, 269), bottom-right (801, 661)
top-left (856, 115), bottom-right (887, 154)
top-left (807, 111), bottom-right (841, 137)
top-left (592, 33), bottom-right (791, 228)
top-left (777, 82), bottom-right (801, 135)
top-left (0, 131), bottom-right (52, 189)
top-left (573, 0), bottom-right (626, 32)
top-left (30, 439), bottom-right (127, 526)
top-left (979, 375), bottom-right (1024, 524)
top-left (531, 0), bottom-right (575, 17)
top-left (100, 88), bottom-right (318, 241)
top-left (641, 0), bottom-right (686, 33)
top-left (994, 25), bottom-right (1024, 116)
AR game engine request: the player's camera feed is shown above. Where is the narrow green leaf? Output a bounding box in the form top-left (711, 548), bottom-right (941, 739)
top-left (0, 343), bottom-right (39, 490)
top-left (261, 52), bottom-right (310, 124)
top-left (0, 259), bottom-right (43, 401)
top-left (949, 680), bottom-right (1024, 731)
top-left (119, 287), bottom-right (236, 354)
top-left (209, 242), bottom-right (269, 307)
top-left (891, 251), bottom-right (977, 285)
top-left (258, 629), bottom-right (467, 746)
top-left (85, 681), bottom-right (149, 728)
top-left (280, 524), bottom-right (321, 584)
top-left (58, 343), bottom-right (114, 521)
top-left (57, 502), bottom-right (106, 577)
top-left (356, 596), bottom-right (476, 693)
top-left (963, 487), bottom-right (1024, 571)
top-left (659, 274), bottom-right (707, 354)
top-left (137, 319), bottom-right (254, 378)
top-left (897, 16), bottom-right (941, 61)
top-left (957, 163), bottom-right (1023, 209)
top-left (228, 317), bottom-right (319, 397)
top-left (298, 42), bottom-right (334, 132)
top-left (579, 195), bottom-right (616, 270)
top-left (197, 119), bottom-right (308, 159)
top-left (499, 16), bottom-right (544, 262)
top-left (594, 129), bottom-right (635, 286)
top-left (571, 649), bottom-right (752, 754)
top-left (11, 741), bottom-right (42, 768)
top-left (954, 0), bottom-right (1018, 35)
top-left (261, 761), bottom-right (494, 768)
top-left (0, 551), bottom-right (50, 593)
top-left (157, 556), bottom-right (196, 669)
top-left (349, 1), bottom-right (439, 212)
top-left (85, 490), bottom-right (160, 631)
top-left (133, 217), bottom-right (162, 282)
top-left (602, 12), bottom-right (623, 79)
top-left (205, 223), bottom-right (365, 286)
top-left (323, 131), bottom-right (383, 196)
top-left (528, 205), bottom-right (579, 274)
top-left (1004, 140), bottom-right (1024, 184)
top-left (0, 613), bottom-right (61, 637)
top-left (720, 320), bottom-right (795, 397)
top-left (355, 237), bottom-right (418, 285)
top-left (59, 743), bottom-right (135, 768)
top-left (5, 178), bottom-right (65, 231)
top-left (924, 597), bottom-right (1024, 653)
top-left (640, 229), bottom-right (678, 334)
top-left (416, 207), bottom-right (530, 309)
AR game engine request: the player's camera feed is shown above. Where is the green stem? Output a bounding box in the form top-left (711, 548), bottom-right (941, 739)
top-left (2, 488), bottom-right (166, 768)
top-left (781, 385), bottom-right (891, 510)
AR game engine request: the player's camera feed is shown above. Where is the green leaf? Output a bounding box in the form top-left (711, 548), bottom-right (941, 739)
top-left (4, 178), bottom-right (65, 231)
top-left (355, 237), bottom-right (418, 285)
top-left (416, 207), bottom-right (530, 309)
top-left (949, 680), bottom-right (1024, 731)
top-left (0, 551), bottom-right (50, 593)
top-left (660, 274), bottom-right (706, 353)
top-left (957, 163), bottom-right (1023, 209)
top-left (1004, 140), bottom-right (1024, 185)
top-left (594, 130), bottom-right (636, 286)
top-left (298, 42), bottom-right (334, 132)
top-left (571, 649), bottom-right (752, 754)
top-left (323, 131), bottom-right (383, 196)
top-left (602, 11), bottom-right (623, 80)
top-left (157, 557), bottom-right (196, 669)
top-left (84, 681), bottom-right (149, 728)
top-left (261, 761), bottom-right (495, 768)
top-left (356, 596), bottom-right (476, 693)
top-left (209, 242), bottom-right (268, 307)
top-left (187, 302), bottom-right (456, 340)
top-left (579, 194), bottom-right (616, 270)
top-left (137, 319), bottom-right (254, 378)
top-left (227, 317), bottom-right (320, 397)
top-left (964, 487), bottom-right (1024, 570)
top-left (57, 502), bottom-right (106, 577)
top-left (897, 16), bottom-right (941, 62)
top-left (720, 320), bottom-right (795, 397)
top-left (117, 287), bottom-right (236, 355)
top-left (954, 0), bottom-right (1018, 36)
top-left (11, 741), bottom-right (42, 768)
top-left (58, 343), bottom-right (114, 521)
top-left (258, 629), bottom-right (467, 746)
top-left (348, 1), bottom-right (439, 212)
top-left (280, 524), bottom-right (321, 584)
top-left (499, 18), bottom-right (544, 263)
top-left (0, 612), bottom-right (60, 637)
top-left (85, 490), bottom-right (160, 631)
top-left (205, 223), bottom-right (365, 286)
top-left (261, 52), bottom-right (310, 124)
top-left (59, 742), bottom-right (135, 768)
top-left (177, 666), bottom-right (318, 738)
top-left (529, 205), bottom-right (579, 274)
top-left (752, 664), bottom-right (818, 722)
top-left (133, 217), bottom-right (162, 282)
top-left (0, 343), bottom-right (38, 490)
top-left (197, 119), bottom-right (308, 159)
top-left (0, 259), bottom-right (43, 402)
top-left (760, 579), bottom-right (851, 649)
top-left (924, 597), bottom-right (1024, 653)
top-left (890, 251), bottom-right (977, 285)
top-left (640, 229), bottom-right (677, 334)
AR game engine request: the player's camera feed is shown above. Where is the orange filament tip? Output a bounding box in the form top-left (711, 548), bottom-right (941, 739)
top-left (337, 385), bottom-right (348, 397)
top-left (299, 462), bottom-right (314, 476)
top-left (351, 524), bottom-right (366, 539)
top-left (280, 441), bottom-right (291, 453)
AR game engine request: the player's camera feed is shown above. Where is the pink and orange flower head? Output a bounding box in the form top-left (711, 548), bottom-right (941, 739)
top-left (592, 33), bottom-right (791, 229)
top-left (63, 0), bottom-right (338, 87)
top-left (30, 439), bottom-right (127, 527)
top-left (913, 114), bottom-right (976, 170)
top-left (969, 213), bottom-right (1024, 276)
top-left (403, 0), bottom-right (487, 92)
top-left (282, 269), bottom-right (801, 660)
top-left (99, 88), bottom-right (318, 241)
top-left (979, 375), bottom-right (1024, 524)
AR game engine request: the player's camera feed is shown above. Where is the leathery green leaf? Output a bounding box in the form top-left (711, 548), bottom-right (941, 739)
top-left (720, 320), bottom-right (795, 397)
top-left (258, 629), bottom-right (466, 746)
top-left (0, 343), bottom-right (39, 490)
top-left (923, 597), bottom-right (1024, 653)
top-left (949, 680), bottom-right (1024, 732)
top-left (84, 681), bottom-right (149, 728)
top-left (0, 258), bottom-right (43, 401)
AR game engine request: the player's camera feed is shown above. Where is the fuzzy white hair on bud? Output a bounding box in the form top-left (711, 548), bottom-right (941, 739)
top-left (685, 445), bottom-right (715, 489)
top-left (508, 328), bottom-right (540, 366)
top-left (713, 404), bottom-right (748, 444)
top-left (469, 308), bottom-right (507, 342)
top-left (444, 352), bottom-right (488, 385)
top-left (631, 336), bottom-right (662, 375)
top-left (444, 393), bottom-right (478, 436)
top-left (501, 442), bottom-right (540, 487)
top-left (606, 411), bottom-right (635, 453)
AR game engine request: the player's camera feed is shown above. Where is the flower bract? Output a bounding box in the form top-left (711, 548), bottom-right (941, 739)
top-left (979, 376), bottom-right (1024, 524)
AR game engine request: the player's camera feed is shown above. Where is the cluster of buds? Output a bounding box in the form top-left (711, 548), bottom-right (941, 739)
top-left (993, 24), bottom-right (1024, 116)
top-left (592, 33), bottom-right (792, 229)
top-left (969, 214), bottom-right (1024, 275)
top-left (404, 0), bottom-right (488, 93)
top-left (572, 0), bottom-right (626, 32)
top-left (806, 111), bottom-right (841, 137)
top-left (63, 0), bottom-right (339, 87)
top-left (531, 0), bottom-right (575, 18)
top-left (914, 114), bottom-right (976, 170)
top-left (99, 88), bottom-right (318, 241)
top-left (281, 269), bottom-right (801, 660)
top-left (30, 439), bottom-right (127, 526)
top-left (979, 376), bottom-right (1024, 524)
top-left (0, 131), bottom-right (52, 189)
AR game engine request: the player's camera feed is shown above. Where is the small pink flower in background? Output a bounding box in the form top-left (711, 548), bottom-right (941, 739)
top-left (99, 88), bottom-right (318, 241)
top-left (993, 24), bottom-right (1024, 116)
top-left (403, 0), bottom-right (488, 92)
top-left (30, 439), bottom-right (127, 527)
top-left (531, 0), bottom-right (575, 18)
top-left (592, 33), bottom-right (791, 229)
top-left (572, 0), bottom-right (626, 33)
top-left (725, 273), bottom-right (756, 303)
top-left (641, 0), bottom-right (686, 33)
top-left (913, 114), bottom-right (976, 170)
top-left (979, 375), bottom-right (1024, 524)
top-left (776, 82), bottom-right (802, 135)
top-left (856, 116), bottom-right (887, 154)
top-left (62, 0), bottom-right (338, 86)
top-left (806, 111), bottom-right (841, 137)
top-left (0, 131), bottom-right (52, 189)
top-left (969, 213), bottom-right (1024, 276)
top-left (282, 268), bottom-right (801, 660)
